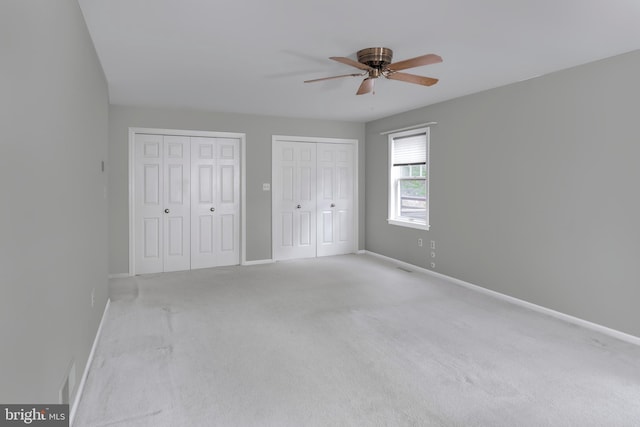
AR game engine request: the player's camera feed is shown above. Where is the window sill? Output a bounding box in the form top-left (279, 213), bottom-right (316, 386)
top-left (387, 218), bottom-right (430, 231)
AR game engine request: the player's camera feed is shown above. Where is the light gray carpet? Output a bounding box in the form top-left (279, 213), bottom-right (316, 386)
top-left (74, 254), bottom-right (640, 426)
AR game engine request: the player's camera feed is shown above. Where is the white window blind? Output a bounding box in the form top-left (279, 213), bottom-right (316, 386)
top-left (392, 133), bottom-right (426, 166)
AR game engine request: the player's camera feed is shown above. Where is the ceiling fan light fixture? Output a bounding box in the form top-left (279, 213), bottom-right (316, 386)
top-left (368, 68), bottom-right (382, 79)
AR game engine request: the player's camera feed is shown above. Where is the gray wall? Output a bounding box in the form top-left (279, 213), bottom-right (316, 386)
top-left (109, 106), bottom-right (365, 274)
top-left (366, 50), bottom-right (640, 337)
top-left (0, 0), bottom-right (109, 403)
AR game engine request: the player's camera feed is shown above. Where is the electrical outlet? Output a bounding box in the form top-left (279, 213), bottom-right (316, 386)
top-left (431, 251), bottom-right (436, 258)
top-left (417, 238), bottom-right (423, 247)
top-left (430, 262), bottom-right (436, 269)
top-left (430, 240), bottom-right (436, 250)
top-left (262, 183), bottom-right (271, 191)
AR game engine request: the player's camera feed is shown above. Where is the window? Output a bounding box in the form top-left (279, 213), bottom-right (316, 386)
top-left (387, 127), bottom-right (430, 230)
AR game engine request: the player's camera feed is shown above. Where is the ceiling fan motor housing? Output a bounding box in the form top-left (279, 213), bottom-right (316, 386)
top-left (357, 47), bottom-right (393, 69)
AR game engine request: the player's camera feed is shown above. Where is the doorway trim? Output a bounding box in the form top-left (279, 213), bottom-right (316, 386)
top-left (271, 135), bottom-right (359, 260)
top-left (128, 127), bottom-right (247, 275)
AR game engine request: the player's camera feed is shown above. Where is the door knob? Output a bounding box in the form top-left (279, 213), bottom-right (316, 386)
top-left (164, 209), bottom-right (170, 213)
top-left (330, 203), bottom-right (335, 208)
top-left (296, 204), bottom-right (302, 209)
top-left (210, 207), bottom-right (215, 212)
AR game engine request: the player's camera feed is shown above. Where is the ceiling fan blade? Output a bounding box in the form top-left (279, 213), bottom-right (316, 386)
top-left (386, 54), bottom-right (442, 72)
top-left (330, 56), bottom-right (372, 71)
top-left (386, 72), bottom-right (438, 87)
top-left (304, 73), bottom-right (363, 83)
top-left (356, 78), bottom-right (375, 95)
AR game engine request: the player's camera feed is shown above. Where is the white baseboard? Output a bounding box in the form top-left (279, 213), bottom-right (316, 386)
top-left (356, 249), bottom-right (366, 255)
top-left (70, 298), bottom-right (111, 426)
top-left (362, 251), bottom-right (640, 347)
top-left (108, 273), bottom-right (130, 279)
top-left (242, 259), bottom-right (275, 266)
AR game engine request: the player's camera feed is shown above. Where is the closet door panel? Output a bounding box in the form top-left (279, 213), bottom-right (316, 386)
top-left (135, 134), bottom-right (164, 274)
top-left (191, 137), bottom-right (240, 268)
top-left (215, 138), bottom-right (240, 266)
top-left (163, 136), bottom-right (191, 272)
top-left (191, 137), bottom-right (217, 269)
top-left (317, 143), bottom-right (354, 257)
top-left (273, 141), bottom-right (317, 260)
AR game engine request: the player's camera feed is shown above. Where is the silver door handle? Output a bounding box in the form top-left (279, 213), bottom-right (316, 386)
top-left (164, 209), bottom-right (170, 213)
top-left (296, 204), bottom-right (301, 209)
top-left (210, 207), bottom-right (215, 212)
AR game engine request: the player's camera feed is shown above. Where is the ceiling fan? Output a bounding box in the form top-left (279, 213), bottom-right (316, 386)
top-left (304, 47), bottom-right (442, 95)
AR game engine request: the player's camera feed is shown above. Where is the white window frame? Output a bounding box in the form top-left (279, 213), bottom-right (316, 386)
top-left (387, 127), bottom-right (430, 230)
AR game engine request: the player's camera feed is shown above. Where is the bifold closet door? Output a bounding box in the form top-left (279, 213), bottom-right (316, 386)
top-left (316, 143), bottom-right (355, 257)
top-left (273, 141), bottom-right (317, 260)
top-left (191, 137), bottom-right (240, 269)
top-left (134, 134), bottom-right (191, 274)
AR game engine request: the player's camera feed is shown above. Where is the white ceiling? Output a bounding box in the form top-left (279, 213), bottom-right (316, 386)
top-left (78, 0), bottom-right (640, 122)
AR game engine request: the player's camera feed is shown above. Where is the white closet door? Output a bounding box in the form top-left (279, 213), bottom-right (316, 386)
top-left (215, 138), bottom-right (240, 266)
top-left (191, 137), bottom-right (240, 269)
top-left (317, 143), bottom-right (355, 257)
top-left (190, 137), bottom-right (217, 269)
top-left (273, 141), bottom-right (317, 260)
top-left (135, 132), bottom-right (241, 274)
top-left (134, 134), bottom-right (164, 274)
top-left (162, 136), bottom-right (191, 272)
